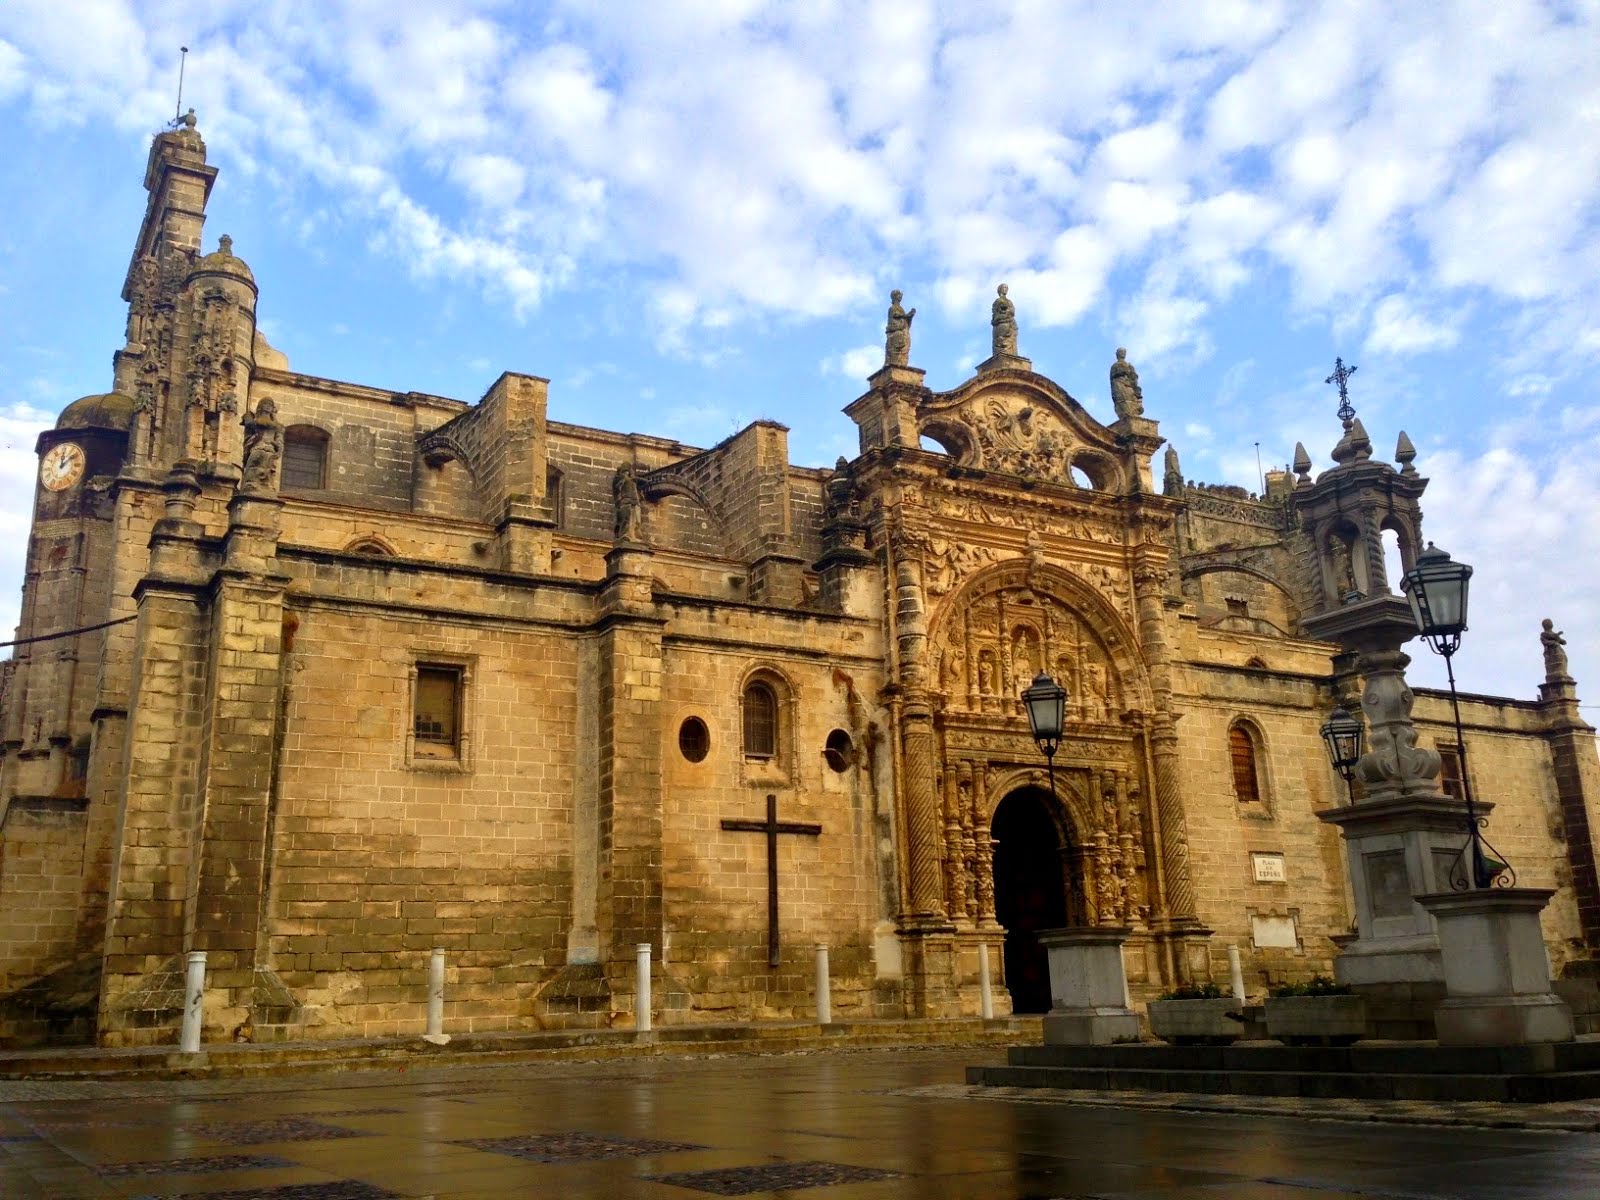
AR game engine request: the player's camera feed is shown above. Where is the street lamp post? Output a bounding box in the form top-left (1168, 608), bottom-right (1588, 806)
top-left (1021, 671), bottom-right (1068, 812)
top-left (1400, 542), bottom-right (1512, 890)
top-left (1319, 706), bottom-right (1364, 805)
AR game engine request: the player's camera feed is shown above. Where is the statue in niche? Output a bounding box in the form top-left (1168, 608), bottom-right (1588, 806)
top-left (1542, 618), bottom-right (1570, 680)
top-left (1083, 662), bottom-right (1110, 719)
top-left (127, 253), bottom-right (159, 346)
top-left (1330, 535), bottom-right (1359, 600)
top-left (991, 284), bottom-right (1017, 357)
top-left (614, 463), bottom-right (644, 542)
top-left (240, 397), bottom-right (283, 494)
top-left (977, 652), bottom-right (996, 695)
top-left (941, 646), bottom-right (966, 692)
top-left (1110, 347), bottom-right (1144, 418)
top-left (884, 289), bottom-right (915, 367)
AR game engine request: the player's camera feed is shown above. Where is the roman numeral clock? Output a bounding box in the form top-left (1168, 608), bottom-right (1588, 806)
top-left (39, 441), bottom-right (86, 492)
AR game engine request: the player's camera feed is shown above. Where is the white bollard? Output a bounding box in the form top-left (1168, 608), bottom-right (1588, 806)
top-left (978, 942), bottom-right (994, 1021)
top-left (814, 944), bottom-right (831, 1025)
top-left (423, 947), bottom-right (450, 1044)
top-left (180, 950), bottom-right (207, 1053)
top-left (636, 943), bottom-right (652, 1034)
top-left (1228, 945), bottom-right (1247, 1005)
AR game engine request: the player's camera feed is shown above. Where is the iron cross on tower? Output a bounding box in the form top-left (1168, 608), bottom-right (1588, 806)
top-left (720, 794), bottom-right (822, 968)
top-left (1326, 356), bottom-right (1358, 427)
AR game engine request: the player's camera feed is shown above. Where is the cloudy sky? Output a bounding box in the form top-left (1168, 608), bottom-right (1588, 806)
top-left (1, 0), bottom-right (1597, 703)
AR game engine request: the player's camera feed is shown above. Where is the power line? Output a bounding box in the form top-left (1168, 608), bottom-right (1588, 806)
top-left (1, 615), bottom-right (138, 650)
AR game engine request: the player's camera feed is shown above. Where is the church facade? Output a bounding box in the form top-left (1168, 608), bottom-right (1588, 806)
top-left (3, 116), bottom-right (1598, 1046)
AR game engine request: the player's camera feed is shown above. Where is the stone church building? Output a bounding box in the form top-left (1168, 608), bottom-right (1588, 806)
top-left (3, 116), bottom-right (1597, 1046)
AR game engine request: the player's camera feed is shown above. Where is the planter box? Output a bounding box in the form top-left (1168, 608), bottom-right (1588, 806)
top-left (1264, 994), bottom-right (1367, 1046)
top-left (1147, 998), bottom-right (1241, 1045)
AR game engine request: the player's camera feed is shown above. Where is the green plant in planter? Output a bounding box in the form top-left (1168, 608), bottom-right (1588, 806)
top-left (1267, 975), bottom-right (1351, 997)
top-left (1162, 981), bottom-right (1227, 1000)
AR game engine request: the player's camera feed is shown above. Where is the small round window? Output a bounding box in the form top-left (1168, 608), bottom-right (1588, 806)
top-left (823, 729), bottom-right (854, 773)
top-left (678, 716), bottom-right (710, 763)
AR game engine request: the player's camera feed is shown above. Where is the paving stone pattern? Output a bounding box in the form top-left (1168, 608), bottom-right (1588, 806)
top-left (101, 1152), bottom-right (298, 1176)
top-left (184, 1116), bottom-right (378, 1144)
top-left (452, 1131), bottom-right (706, 1162)
top-left (649, 1160), bottom-right (901, 1194)
top-left (131, 1184), bottom-right (401, 1200)
top-left (3, 1048), bottom-right (1599, 1198)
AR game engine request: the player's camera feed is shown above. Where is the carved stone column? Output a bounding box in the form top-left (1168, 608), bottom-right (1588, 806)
top-left (942, 766), bottom-right (969, 922)
top-left (889, 523), bottom-right (946, 923)
top-left (1133, 556), bottom-right (1199, 921)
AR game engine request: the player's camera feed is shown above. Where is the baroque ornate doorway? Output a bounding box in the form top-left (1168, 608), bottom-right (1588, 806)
top-left (991, 787), bottom-right (1068, 1014)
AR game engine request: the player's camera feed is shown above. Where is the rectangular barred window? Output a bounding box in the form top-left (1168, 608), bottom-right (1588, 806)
top-left (282, 433), bottom-right (326, 490)
top-left (414, 665), bottom-right (463, 757)
top-left (1439, 743), bottom-right (1465, 801)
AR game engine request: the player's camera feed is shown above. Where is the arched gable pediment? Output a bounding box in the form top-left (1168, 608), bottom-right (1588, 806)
top-left (918, 370), bottom-right (1127, 490)
top-left (928, 558), bottom-right (1150, 723)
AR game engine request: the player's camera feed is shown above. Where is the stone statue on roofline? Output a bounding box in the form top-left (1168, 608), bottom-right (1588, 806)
top-left (1542, 618), bottom-right (1571, 681)
top-left (991, 284), bottom-right (1017, 357)
top-left (1163, 445), bottom-right (1183, 496)
top-left (240, 397), bottom-right (282, 495)
top-left (1111, 347), bottom-right (1144, 419)
top-left (614, 462), bottom-right (645, 543)
top-left (884, 289), bottom-right (915, 367)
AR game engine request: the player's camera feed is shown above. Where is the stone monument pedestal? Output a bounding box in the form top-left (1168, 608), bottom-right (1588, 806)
top-left (1038, 926), bottom-right (1140, 1046)
top-left (1417, 888), bottom-right (1574, 1046)
top-left (1318, 794), bottom-right (1481, 1035)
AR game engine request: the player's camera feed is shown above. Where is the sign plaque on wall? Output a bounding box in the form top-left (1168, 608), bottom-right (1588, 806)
top-left (1251, 852), bottom-right (1287, 883)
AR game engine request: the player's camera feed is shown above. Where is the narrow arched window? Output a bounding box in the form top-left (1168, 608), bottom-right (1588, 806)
top-left (282, 425), bottom-right (330, 490)
top-left (1230, 724), bottom-right (1262, 804)
top-left (742, 681), bottom-right (778, 759)
top-left (547, 465), bottom-right (564, 527)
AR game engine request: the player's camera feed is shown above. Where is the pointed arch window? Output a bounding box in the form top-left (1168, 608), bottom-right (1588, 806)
top-left (742, 681), bottom-right (779, 760)
top-left (1229, 723), bottom-right (1263, 804)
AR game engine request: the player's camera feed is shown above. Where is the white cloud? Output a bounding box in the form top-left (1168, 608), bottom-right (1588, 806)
top-left (0, 0), bottom-right (1593, 371)
top-left (0, 38), bottom-right (23, 102)
top-left (1365, 294), bottom-right (1461, 355)
top-left (1412, 436), bottom-right (1600, 700)
top-left (821, 344), bottom-right (883, 380)
top-left (0, 402), bottom-right (59, 640)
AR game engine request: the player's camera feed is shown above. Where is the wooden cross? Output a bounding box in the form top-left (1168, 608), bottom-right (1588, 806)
top-left (720, 793), bottom-right (822, 967)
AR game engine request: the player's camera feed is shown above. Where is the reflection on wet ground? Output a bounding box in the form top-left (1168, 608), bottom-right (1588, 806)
top-left (2, 1046), bottom-right (1597, 1197)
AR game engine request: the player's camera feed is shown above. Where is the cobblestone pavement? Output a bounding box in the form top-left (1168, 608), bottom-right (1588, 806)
top-left (2, 1047), bottom-right (1597, 1197)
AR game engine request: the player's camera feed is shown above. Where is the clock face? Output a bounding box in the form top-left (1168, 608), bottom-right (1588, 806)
top-left (40, 442), bottom-right (86, 492)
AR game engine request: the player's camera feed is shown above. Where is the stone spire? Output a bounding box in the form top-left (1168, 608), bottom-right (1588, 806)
top-left (1162, 445), bottom-right (1183, 495)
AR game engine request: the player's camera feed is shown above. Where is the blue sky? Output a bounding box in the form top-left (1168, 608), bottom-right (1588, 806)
top-left (1, 1), bottom-right (1597, 702)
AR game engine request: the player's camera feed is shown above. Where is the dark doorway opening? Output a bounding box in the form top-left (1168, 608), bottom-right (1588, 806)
top-left (991, 788), bottom-right (1068, 1014)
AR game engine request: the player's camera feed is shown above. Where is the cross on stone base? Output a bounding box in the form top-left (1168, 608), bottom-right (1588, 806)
top-left (721, 793), bottom-right (822, 967)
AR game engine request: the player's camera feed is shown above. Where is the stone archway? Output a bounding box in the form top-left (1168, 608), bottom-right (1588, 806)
top-left (991, 786), bottom-right (1069, 1014)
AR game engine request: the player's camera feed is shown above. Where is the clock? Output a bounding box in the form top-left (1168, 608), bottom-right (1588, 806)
top-left (40, 442), bottom-right (86, 492)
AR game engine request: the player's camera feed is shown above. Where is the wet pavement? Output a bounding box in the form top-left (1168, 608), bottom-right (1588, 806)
top-left (2, 1046), bottom-right (1598, 1198)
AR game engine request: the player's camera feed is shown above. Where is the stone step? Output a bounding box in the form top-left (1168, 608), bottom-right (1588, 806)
top-left (1004, 1038), bottom-right (1600, 1075)
top-left (0, 1016), bottom-right (1040, 1081)
top-left (970, 1061), bottom-right (1600, 1103)
top-left (970, 1037), bottom-right (1600, 1103)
